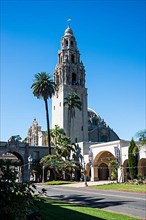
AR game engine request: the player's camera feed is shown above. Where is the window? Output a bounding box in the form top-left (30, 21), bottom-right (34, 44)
top-left (54, 106), bottom-right (55, 110)
top-left (72, 73), bottom-right (76, 85)
top-left (66, 40), bottom-right (68, 46)
top-left (75, 138), bottom-right (77, 143)
top-left (60, 102), bottom-right (61, 107)
top-left (71, 54), bottom-right (75, 63)
top-left (71, 40), bottom-right (74, 46)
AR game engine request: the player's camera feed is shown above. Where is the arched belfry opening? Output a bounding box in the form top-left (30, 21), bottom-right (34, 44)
top-left (72, 72), bottom-right (77, 85)
top-left (71, 54), bottom-right (75, 63)
top-left (66, 39), bottom-right (68, 46)
top-left (71, 40), bottom-right (74, 47)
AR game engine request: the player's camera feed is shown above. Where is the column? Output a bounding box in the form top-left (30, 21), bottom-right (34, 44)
top-left (90, 164), bottom-right (94, 181)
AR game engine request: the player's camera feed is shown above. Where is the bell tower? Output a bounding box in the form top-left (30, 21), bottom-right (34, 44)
top-left (52, 26), bottom-right (88, 142)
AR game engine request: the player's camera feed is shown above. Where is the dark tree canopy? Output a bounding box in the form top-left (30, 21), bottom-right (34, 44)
top-left (128, 139), bottom-right (139, 179)
top-left (135, 129), bottom-right (146, 145)
top-left (31, 72), bottom-right (55, 101)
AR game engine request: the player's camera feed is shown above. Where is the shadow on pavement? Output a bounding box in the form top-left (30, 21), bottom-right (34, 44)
top-left (49, 194), bottom-right (134, 209)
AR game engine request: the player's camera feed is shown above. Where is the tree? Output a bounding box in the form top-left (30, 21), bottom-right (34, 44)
top-left (128, 139), bottom-right (139, 179)
top-left (64, 92), bottom-right (82, 139)
top-left (135, 129), bottom-right (146, 146)
top-left (50, 125), bottom-right (65, 145)
top-left (31, 72), bottom-right (55, 154)
top-left (72, 144), bottom-right (83, 181)
top-left (109, 159), bottom-right (118, 181)
top-left (40, 154), bottom-right (63, 180)
top-left (40, 129), bottom-right (79, 181)
top-left (55, 136), bottom-right (75, 159)
top-left (0, 163), bottom-right (36, 219)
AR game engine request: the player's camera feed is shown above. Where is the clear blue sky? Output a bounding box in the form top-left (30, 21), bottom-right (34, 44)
top-left (1, 0), bottom-right (145, 141)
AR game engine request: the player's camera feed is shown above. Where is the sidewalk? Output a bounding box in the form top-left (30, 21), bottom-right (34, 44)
top-left (62, 180), bottom-right (116, 188)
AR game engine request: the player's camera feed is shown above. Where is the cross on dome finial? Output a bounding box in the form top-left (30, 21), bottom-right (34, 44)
top-left (67, 18), bottom-right (71, 27)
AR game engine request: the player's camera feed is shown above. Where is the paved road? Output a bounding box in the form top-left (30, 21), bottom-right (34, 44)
top-left (36, 183), bottom-right (146, 220)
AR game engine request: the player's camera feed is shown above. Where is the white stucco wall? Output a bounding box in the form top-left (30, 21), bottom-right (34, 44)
top-left (139, 145), bottom-right (146, 159)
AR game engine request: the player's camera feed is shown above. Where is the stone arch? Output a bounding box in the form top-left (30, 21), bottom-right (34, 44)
top-left (138, 158), bottom-right (146, 178)
top-left (98, 163), bottom-right (109, 180)
top-left (1, 151), bottom-right (24, 182)
top-left (8, 151), bottom-right (24, 164)
top-left (93, 151), bottom-right (115, 181)
top-left (123, 159), bottom-right (130, 181)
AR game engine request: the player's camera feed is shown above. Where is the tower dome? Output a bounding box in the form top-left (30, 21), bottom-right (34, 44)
top-left (64, 26), bottom-right (73, 36)
top-left (88, 107), bottom-right (120, 142)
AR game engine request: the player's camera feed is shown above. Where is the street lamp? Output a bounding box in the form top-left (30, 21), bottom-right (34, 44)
top-left (83, 160), bottom-right (88, 187)
top-left (42, 165), bottom-right (45, 183)
top-left (28, 155), bottom-right (32, 181)
top-left (88, 149), bottom-right (93, 165)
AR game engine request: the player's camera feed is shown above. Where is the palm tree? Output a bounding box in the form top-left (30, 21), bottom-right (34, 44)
top-left (40, 154), bottom-right (63, 181)
top-left (31, 72), bottom-right (55, 154)
top-left (40, 133), bottom-right (78, 181)
top-left (56, 136), bottom-right (75, 159)
top-left (50, 125), bottom-right (65, 145)
top-left (135, 129), bottom-right (146, 146)
top-left (64, 92), bottom-right (82, 139)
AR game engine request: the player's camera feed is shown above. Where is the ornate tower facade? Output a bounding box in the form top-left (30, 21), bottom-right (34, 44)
top-left (52, 26), bottom-right (88, 143)
top-left (27, 118), bottom-right (47, 146)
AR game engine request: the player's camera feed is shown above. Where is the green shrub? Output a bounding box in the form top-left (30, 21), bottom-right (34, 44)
top-left (0, 166), bottom-right (37, 219)
top-left (111, 171), bottom-right (117, 180)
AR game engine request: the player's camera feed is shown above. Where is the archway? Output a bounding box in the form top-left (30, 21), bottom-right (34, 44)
top-left (93, 151), bottom-right (115, 181)
top-left (98, 163), bottom-right (109, 180)
top-left (138, 158), bottom-right (146, 178)
top-left (0, 151), bottom-right (24, 182)
top-left (123, 159), bottom-right (129, 181)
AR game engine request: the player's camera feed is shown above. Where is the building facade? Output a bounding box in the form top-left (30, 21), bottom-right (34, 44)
top-left (27, 119), bottom-right (47, 146)
top-left (79, 140), bottom-right (146, 182)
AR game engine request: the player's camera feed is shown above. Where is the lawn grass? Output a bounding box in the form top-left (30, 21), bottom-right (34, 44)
top-left (35, 197), bottom-right (141, 220)
top-left (90, 183), bottom-right (146, 193)
top-left (44, 180), bottom-right (72, 185)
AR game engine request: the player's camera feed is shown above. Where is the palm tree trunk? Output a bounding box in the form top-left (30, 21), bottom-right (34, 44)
top-left (44, 98), bottom-right (51, 155)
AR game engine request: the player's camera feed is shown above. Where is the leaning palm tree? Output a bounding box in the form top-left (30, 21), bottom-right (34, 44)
top-left (64, 92), bottom-right (82, 138)
top-left (31, 72), bottom-right (55, 154)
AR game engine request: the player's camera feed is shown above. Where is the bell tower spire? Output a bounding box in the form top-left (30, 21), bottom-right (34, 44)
top-left (67, 18), bottom-right (71, 27)
top-left (52, 26), bottom-right (88, 143)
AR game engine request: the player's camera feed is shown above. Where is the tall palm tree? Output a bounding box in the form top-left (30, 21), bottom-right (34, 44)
top-left (64, 92), bottom-right (82, 139)
top-left (31, 72), bottom-right (55, 154)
